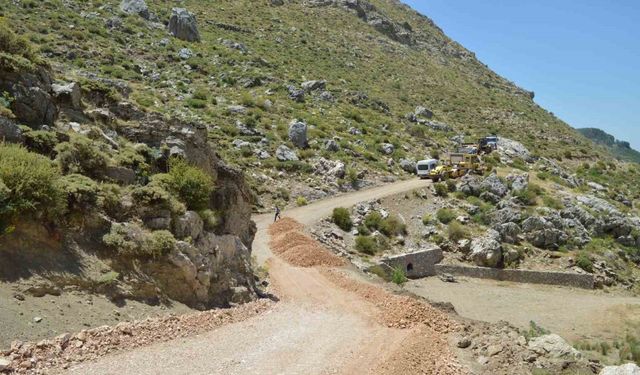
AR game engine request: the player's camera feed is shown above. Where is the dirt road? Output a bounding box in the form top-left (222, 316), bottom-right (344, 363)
top-left (65, 179), bottom-right (435, 375)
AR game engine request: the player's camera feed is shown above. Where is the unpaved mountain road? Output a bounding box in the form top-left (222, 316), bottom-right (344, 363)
top-left (64, 178), bottom-right (437, 375)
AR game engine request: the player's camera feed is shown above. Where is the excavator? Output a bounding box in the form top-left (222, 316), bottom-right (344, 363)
top-left (427, 136), bottom-right (495, 181)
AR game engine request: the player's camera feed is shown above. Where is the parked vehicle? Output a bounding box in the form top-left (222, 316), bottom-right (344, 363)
top-left (416, 159), bottom-right (439, 179)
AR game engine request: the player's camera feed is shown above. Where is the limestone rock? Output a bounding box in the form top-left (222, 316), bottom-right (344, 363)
top-left (600, 364), bottom-right (640, 375)
top-left (470, 229), bottom-right (502, 267)
top-left (288, 120), bottom-right (308, 148)
top-left (51, 82), bottom-right (81, 109)
top-left (528, 334), bottom-right (582, 359)
top-left (276, 145), bottom-right (298, 161)
top-left (168, 8), bottom-right (200, 42)
top-left (120, 0), bottom-right (150, 19)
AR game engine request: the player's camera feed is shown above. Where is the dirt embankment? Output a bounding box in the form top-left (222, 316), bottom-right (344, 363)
top-left (269, 218), bottom-right (345, 267)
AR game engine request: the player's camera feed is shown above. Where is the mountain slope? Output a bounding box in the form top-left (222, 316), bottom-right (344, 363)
top-left (577, 127), bottom-right (640, 163)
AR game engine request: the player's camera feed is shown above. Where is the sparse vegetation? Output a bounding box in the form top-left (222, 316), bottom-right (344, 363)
top-left (332, 207), bottom-right (353, 231)
top-left (436, 208), bottom-right (456, 224)
top-left (434, 182), bottom-right (449, 197)
top-left (355, 235), bottom-right (378, 255)
top-left (391, 266), bottom-right (408, 286)
top-left (296, 196), bottom-right (308, 206)
top-left (447, 221), bottom-right (468, 241)
top-left (167, 157), bottom-right (215, 211)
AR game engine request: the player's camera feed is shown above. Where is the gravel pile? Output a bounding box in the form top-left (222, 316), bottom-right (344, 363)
top-left (0, 300), bottom-right (273, 374)
top-left (321, 268), bottom-right (467, 374)
top-left (269, 218), bottom-right (345, 267)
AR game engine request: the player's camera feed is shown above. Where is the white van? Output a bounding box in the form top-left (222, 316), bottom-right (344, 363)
top-left (416, 159), bottom-right (438, 179)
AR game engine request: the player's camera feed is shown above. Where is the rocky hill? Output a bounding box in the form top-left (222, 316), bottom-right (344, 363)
top-left (0, 0), bottom-right (619, 211)
top-left (578, 127), bottom-right (640, 164)
top-left (2, 0), bottom-right (640, 354)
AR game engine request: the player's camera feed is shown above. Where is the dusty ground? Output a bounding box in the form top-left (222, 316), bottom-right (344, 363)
top-left (407, 276), bottom-right (640, 342)
top-left (0, 283), bottom-right (193, 349)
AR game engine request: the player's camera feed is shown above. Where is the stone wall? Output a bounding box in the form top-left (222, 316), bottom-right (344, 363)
top-left (379, 247), bottom-right (443, 278)
top-left (434, 264), bottom-right (594, 289)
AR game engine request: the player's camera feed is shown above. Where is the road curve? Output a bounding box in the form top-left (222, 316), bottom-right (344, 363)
top-left (64, 178), bottom-right (432, 375)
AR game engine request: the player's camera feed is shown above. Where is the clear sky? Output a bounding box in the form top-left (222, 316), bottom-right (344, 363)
top-left (402, 0), bottom-right (640, 150)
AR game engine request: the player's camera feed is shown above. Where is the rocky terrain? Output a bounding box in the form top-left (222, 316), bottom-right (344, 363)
top-left (2, 0), bottom-right (640, 373)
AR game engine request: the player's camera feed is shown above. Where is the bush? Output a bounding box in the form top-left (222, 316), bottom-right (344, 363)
top-left (131, 179), bottom-right (185, 214)
top-left (167, 157), bottom-right (215, 210)
top-left (434, 182), bottom-right (448, 197)
top-left (446, 179), bottom-right (457, 192)
top-left (22, 129), bottom-right (59, 156)
top-left (379, 215), bottom-right (407, 237)
top-left (436, 208), bottom-right (456, 224)
top-left (103, 223), bottom-right (176, 259)
top-left (447, 221), bottom-right (468, 241)
top-left (295, 196), bottom-right (308, 206)
top-left (55, 136), bottom-right (109, 178)
top-left (364, 211), bottom-right (383, 230)
top-left (514, 185), bottom-right (541, 206)
top-left (575, 251), bottom-right (593, 273)
top-left (355, 235), bottom-right (378, 255)
top-left (142, 230), bottom-right (177, 258)
top-left (198, 209), bottom-right (219, 231)
top-left (98, 183), bottom-right (122, 217)
top-left (332, 207), bottom-right (353, 231)
top-left (59, 174), bottom-right (99, 211)
top-left (391, 266), bottom-right (408, 286)
top-left (422, 214), bottom-right (433, 226)
top-left (543, 196), bottom-right (564, 210)
top-left (0, 143), bottom-right (65, 230)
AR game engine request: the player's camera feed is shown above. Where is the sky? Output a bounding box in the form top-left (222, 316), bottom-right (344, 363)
top-left (402, 0), bottom-right (640, 150)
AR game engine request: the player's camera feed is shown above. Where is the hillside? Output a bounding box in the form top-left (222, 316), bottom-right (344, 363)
top-left (578, 127), bottom-right (640, 164)
top-left (0, 0), bottom-right (613, 209)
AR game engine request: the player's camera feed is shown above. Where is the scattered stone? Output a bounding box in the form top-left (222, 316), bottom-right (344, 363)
top-left (168, 8), bottom-right (201, 42)
top-left (528, 334), bottom-right (582, 359)
top-left (120, 0), bottom-right (150, 19)
top-left (178, 48), bottom-right (193, 60)
top-left (221, 39), bottom-right (248, 53)
top-left (439, 273), bottom-right (456, 283)
top-left (381, 143), bottom-right (394, 155)
top-left (456, 336), bottom-right (472, 348)
top-left (600, 363), bottom-right (640, 375)
top-left (301, 80), bottom-right (326, 92)
top-left (288, 120), bottom-right (308, 148)
top-left (34, 317), bottom-right (43, 323)
top-left (325, 139), bottom-right (340, 152)
top-left (276, 145), bottom-right (298, 162)
top-left (0, 357), bottom-right (10, 371)
top-left (486, 344), bottom-right (503, 357)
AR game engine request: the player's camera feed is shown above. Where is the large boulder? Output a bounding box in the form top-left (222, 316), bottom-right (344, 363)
top-left (470, 229), bottom-right (502, 267)
top-left (494, 222), bottom-right (521, 244)
top-left (0, 66), bottom-right (58, 127)
top-left (120, 0), bottom-right (150, 19)
top-left (600, 364), bottom-right (640, 375)
top-left (506, 173), bottom-right (529, 192)
top-left (399, 158), bottom-right (416, 173)
top-left (458, 175), bottom-right (482, 197)
top-left (0, 117), bottom-right (23, 143)
top-left (481, 174), bottom-right (508, 197)
top-left (173, 211), bottom-right (204, 240)
top-left (490, 207), bottom-right (522, 225)
top-left (276, 145), bottom-right (298, 161)
top-left (52, 81), bottom-right (82, 109)
top-left (497, 137), bottom-right (533, 162)
top-left (288, 120), bottom-right (308, 148)
top-left (522, 217), bottom-right (567, 249)
top-left (168, 8), bottom-right (201, 42)
top-left (528, 334), bottom-right (582, 360)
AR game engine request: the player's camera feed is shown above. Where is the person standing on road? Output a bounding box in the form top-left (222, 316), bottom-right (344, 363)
top-left (274, 205), bottom-right (282, 222)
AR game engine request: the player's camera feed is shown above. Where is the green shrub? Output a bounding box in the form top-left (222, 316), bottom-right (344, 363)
top-left (447, 221), bottom-right (468, 241)
top-left (142, 230), bottom-right (176, 258)
top-left (346, 168), bottom-right (358, 186)
top-left (575, 251), bottom-right (593, 273)
top-left (332, 207), bottom-right (352, 231)
top-left (131, 179), bottom-right (185, 214)
top-left (514, 185), bottom-right (542, 206)
top-left (522, 321), bottom-right (550, 340)
top-left (185, 98), bottom-right (207, 109)
top-left (22, 129), bottom-right (59, 156)
top-left (391, 266), bottom-right (408, 286)
top-left (355, 235), bottom-right (378, 255)
top-left (98, 183), bottom-right (122, 216)
top-left (379, 215), bottom-right (407, 237)
top-left (436, 208), bottom-right (456, 224)
top-left (198, 209), bottom-right (219, 231)
top-left (59, 174), bottom-right (99, 211)
top-left (296, 196), bottom-right (308, 206)
top-left (543, 196), bottom-right (564, 210)
top-left (55, 136), bottom-right (109, 178)
top-left (356, 224), bottom-right (370, 236)
top-left (167, 157), bottom-right (215, 210)
top-left (446, 179), bottom-right (457, 192)
top-left (434, 182), bottom-right (448, 197)
top-left (0, 143), bottom-right (65, 229)
top-left (421, 213), bottom-right (433, 226)
top-left (364, 211), bottom-right (383, 230)
top-left (103, 224), bottom-right (176, 258)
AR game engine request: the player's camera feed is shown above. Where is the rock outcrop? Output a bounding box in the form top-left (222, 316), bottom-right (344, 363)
top-left (0, 66), bottom-right (58, 127)
top-left (168, 8), bottom-right (201, 42)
